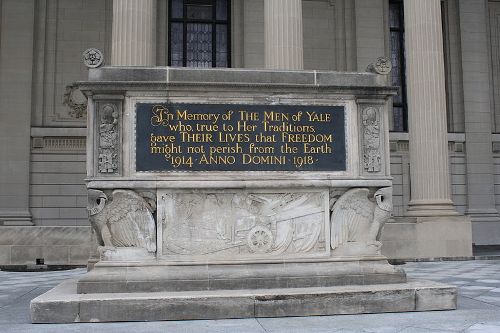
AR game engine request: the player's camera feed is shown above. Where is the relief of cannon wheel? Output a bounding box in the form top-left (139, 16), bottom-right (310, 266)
top-left (247, 225), bottom-right (274, 253)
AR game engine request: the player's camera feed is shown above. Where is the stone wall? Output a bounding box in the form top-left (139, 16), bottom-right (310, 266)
top-left (29, 134), bottom-right (87, 227)
top-left (0, 226), bottom-right (91, 265)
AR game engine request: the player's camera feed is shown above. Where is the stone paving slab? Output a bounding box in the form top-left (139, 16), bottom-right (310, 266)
top-left (1, 260), bottom-right (500, 332)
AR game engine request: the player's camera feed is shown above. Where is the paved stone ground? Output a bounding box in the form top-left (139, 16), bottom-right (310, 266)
top-left (1, 260), bottom-right (500, 332)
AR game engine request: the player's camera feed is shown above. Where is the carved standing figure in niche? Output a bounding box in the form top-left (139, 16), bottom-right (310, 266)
top-left (362, 107), bottom-right (381, 172)
top-left (98, 104), bottom-right (119, 173)
top-left (330, 187), bottom-right (392, 255)
top-left (87, 189), bottom-right (156, 255)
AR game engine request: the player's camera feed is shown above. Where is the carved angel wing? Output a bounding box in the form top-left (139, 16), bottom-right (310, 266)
top-left (105, 190), bottom-right (156, 252)
top-left (330, 188), bottom-right (374, 250)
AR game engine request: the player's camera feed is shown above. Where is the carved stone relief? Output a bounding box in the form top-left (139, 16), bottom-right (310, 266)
top-left (63, 85), bottom-right (87, 119)
top-left (97, 103), bottom-right (120, 174)
top-left (362, 106), bottom-right (382, 173)
top-left (158, 190), bottom-right (329, 259)
top-left (87, 189), bottom-right (157, 260)
top-left (330, 187), bottom-right (392, 256)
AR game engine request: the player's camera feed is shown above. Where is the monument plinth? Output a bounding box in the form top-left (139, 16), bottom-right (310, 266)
top-left (31, 67), bottom-right (456, 323)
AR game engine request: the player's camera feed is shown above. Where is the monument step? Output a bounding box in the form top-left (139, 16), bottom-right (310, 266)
top-left (77, 260), bottom-right (407, 294)
top-left (30, 278), bottom-right (456, 323)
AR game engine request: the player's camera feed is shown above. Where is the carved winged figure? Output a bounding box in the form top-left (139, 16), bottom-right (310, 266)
top-left (87, 189), bottom-right (156, 254)
top-left (330, 187), bottom-right (392, 255)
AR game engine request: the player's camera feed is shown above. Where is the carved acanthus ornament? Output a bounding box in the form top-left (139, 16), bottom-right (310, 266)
top-left (63, 85), bottom-right (87, 119)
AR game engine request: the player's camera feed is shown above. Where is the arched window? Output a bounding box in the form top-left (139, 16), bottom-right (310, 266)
top-left (169, 0), bottom-right (230, 68)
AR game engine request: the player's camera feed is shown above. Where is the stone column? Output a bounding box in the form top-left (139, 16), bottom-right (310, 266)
top-left (459, 0), bottom-right (500, 244)
top-left (264, 0), bottom-right (303, 70)
top-left (404, 0), bottom-right (457, 216)
top-left (111, 0), bottom-right (156, 66)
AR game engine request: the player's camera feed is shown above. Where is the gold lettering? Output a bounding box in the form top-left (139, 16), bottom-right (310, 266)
top-left (264, 111), bottom-right (289, 122)
top-left (242, 154), bottom-right (286, 165)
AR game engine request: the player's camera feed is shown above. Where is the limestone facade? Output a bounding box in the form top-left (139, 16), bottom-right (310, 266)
top-left (1, 0), bottom-right (499, 265)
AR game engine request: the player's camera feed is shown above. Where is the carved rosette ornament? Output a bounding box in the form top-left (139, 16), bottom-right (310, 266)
top-left (87, 189), bottom-right (157, 257)
top-left (367, 57), bottom-right (392, 75)
top-left (82, 48), bottom-right (104, 68)
top-left (98, 104), bottom-right (120, 174)
top-left (362, 106), bottom-right (382, 173)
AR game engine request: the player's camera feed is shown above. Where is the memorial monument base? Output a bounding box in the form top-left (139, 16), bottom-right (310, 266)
top-left (31, 278), bottom-right (456, 323)
top-left (29, 66), bottom-right (459, 323)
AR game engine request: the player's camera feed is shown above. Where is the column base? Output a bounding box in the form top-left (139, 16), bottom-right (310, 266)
top-left (466, 209), bottom-right (500, 245)
top-left (466, 208), bottom-right (500, 223)
top-left (0, 210), bottom-right (33, 226)
top-left (405, 200), bottom-right (459, 217)
top-left (380, 215), bottom-right (472, 259)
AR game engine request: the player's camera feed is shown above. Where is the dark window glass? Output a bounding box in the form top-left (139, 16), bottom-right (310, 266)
top-left (216, 0), bottom-right (227, 20)
top-left (170, 23), bottom-right (184, 66)
top-left (169, 0), bottom-right (231, 68)
top-left (216, 24), bottom-right (228, 67)
top-left (171, 0), bottom-right (183, 18)
top-left (186, 0), bottom-right (213, 20)
top-left (389, 0), bottom-right (407, 132)
top-left (186, 23), bottom-right (213, 67)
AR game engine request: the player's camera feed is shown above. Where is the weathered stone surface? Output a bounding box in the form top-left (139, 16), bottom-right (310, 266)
top-left (158, 190), bottom-right (329, 260)
top-left (415, 284), bottom-right (457, 311)
top-left (0, 226), bottom-right (91, 265)
top-left (31, 279), bottom-right (457, 323)
top-left (49, 66), bottom-right (440, 325)
top-left (77, 260), bottom-right (406, 294)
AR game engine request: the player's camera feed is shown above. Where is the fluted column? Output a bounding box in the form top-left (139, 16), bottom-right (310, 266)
top-left (404, 0), bottom-right (458, 216)
top-left (264, 0), bottom-right (303, 70)
top-left (111, 0), bottom-right (156, 66)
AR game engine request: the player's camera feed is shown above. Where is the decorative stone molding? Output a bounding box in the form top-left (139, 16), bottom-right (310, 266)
top-left (330, 187), bottom-right (392, 256)
top-left (87, 189), bottom-right (157, 259)
top-left (362, 106), bottom-right (382, 173)
top-left (31, 137), bottom-right (86, 152)
top-left (97, 103), bottom-right (120, 175)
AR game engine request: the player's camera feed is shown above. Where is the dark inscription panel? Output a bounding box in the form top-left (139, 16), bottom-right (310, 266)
top-left (136, 103), bottom-right (346, 172)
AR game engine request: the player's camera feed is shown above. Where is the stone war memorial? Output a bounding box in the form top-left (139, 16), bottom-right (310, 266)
top-left (30, 48), bottom-right (457, 322)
